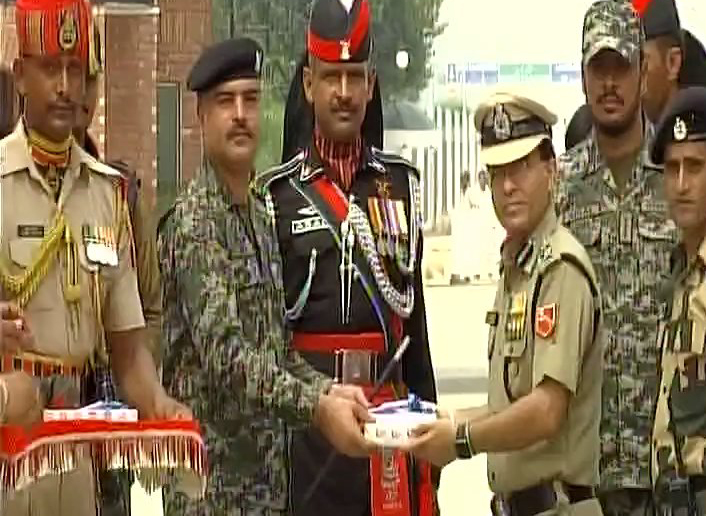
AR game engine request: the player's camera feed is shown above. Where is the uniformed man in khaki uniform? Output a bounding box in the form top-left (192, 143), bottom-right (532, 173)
top-left (403, 91), bottom-right (604, 516)
top-left (73, 16), bottom-right (162, 364)
top-left (69, 16), bottom-right (163, 516)
top-left (649, 86), bottom-right (706, 516)
top-left (0, 0), bottom-right (190, 515)
top-left (0, 302), bottom-right (42, 426)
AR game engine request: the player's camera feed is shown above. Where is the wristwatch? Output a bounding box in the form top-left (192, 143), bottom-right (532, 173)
top-left (455, 421), bottom-right (473, 459)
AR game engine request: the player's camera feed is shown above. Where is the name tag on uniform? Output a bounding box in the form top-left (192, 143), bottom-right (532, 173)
top-left (291, 216), bottom-right (327, 235)
top-left (17, 225), bottom-right (45, 238)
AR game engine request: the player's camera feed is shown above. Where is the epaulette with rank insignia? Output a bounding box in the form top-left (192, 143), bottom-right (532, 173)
top-left (370, 147), bottom-right (419, 177)
top-left (251, 150), bottom-right (306, 195)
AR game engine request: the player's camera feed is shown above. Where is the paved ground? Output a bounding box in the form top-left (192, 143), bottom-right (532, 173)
top-left (131, 281), bottom-right (497, 515)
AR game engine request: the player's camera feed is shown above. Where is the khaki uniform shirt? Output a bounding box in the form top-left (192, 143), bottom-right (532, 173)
top-left (487, 208), bottom-right (603, 494)
top-left (131, 193), bottom-right (162, 361)
top-left (0, 122), bottom-right (145, 516)
top-left (652, 238), bottom-right (706, 482)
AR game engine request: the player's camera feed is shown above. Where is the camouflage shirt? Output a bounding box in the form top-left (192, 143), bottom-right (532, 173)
top-left (556, 121), bottom-right (677, 490)
top-left (158, 164), bottom-right (332, 515)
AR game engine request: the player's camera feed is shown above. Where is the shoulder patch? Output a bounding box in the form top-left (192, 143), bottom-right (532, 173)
top-left (252, 150), bottom-right (306, 193)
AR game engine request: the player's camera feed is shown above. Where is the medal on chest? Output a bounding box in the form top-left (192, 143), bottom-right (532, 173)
top-left (367, 182), bottom-right (409, 266)
top-left (83, 224), bottom-right (118, 267)
top-left (504, 292), bottom-right (527, 341)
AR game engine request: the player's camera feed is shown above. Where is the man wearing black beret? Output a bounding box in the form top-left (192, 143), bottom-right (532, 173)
top-left (649, 86), bottom-right (706, 515)
top-left (254, 0), bottom-right (439, 515)
top-left (641, 0), bottom-right (706, 123)
top-left (158, 36), bottom-right (375, 516)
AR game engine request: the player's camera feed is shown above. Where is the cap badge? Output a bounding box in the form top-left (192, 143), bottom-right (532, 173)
top-left (59, 10), bottom-right (78, 51)
top-left (338, 0), bottom-right (355, 12)
top-left (493, 104), bottom-right (512, 142)
top-left (341, 40), bottom-right (351, 61)
top-left (674, 117), bottom-right (687, 141)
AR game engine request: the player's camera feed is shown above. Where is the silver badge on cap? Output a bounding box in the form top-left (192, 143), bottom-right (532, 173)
top-left (493, 104), bottom-right (511, 142)
top-left (674, 117), bottom-right (687, 141)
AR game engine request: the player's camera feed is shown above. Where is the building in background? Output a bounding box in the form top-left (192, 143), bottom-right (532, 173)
top-left (0, 0), bottom-right (212, 216)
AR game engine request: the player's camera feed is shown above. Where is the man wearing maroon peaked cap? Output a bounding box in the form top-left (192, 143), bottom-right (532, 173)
top-left (255, 0), bottom-right (439, 515)
top-left (1, 0), bottom-right (191, 514)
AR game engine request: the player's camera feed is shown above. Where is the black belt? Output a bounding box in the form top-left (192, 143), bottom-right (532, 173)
top-left (495, 482), bottom-right (595, 516)
top-left (655, 474), bottom-right (706, 516)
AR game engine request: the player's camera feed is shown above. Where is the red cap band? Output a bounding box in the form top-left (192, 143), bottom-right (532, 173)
top-left (307, 0), bottom-right (370, 62)
top-left (632, 0), bottom-right (652, 16)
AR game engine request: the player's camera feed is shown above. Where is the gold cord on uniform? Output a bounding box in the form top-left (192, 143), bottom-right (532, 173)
top-left (0, 213), bottom-right (69, 308)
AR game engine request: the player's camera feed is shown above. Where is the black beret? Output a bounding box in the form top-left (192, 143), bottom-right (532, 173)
top-left (187, 37), bottom-right (263, 93)
top-left (651, 86), bottom-right (706, 164)
top-left (679, 29), bottom-right (706, 87)
top-left (643, 0), bottom-right (680, 41)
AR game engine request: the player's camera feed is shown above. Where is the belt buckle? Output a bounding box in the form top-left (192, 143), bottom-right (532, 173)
top-left (334, 350), bottom-right (376, 384)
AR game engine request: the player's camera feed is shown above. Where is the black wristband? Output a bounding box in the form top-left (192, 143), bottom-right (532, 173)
top-left (455, 421), bottom-right (472, 459)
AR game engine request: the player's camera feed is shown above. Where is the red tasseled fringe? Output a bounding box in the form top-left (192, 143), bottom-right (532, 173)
top-left (0, 419), bottom-right (207, 498)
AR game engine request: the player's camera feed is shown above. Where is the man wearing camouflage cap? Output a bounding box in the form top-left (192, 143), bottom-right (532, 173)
top-left (557, 1), bottom-right (677, 514)
top-left (405, 90), bottom-right (604, 516)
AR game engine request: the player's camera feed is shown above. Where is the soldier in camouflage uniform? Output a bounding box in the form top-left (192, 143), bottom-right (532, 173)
top-left (649, 87), bottom-right (706, 516)
top-left (557, 2), bottom-right (677, 515)
top-left (157, 37), bottom-right (376, 516)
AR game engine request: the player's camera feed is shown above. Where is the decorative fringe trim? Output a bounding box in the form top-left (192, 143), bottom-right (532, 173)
top-left (0, 420), bottom-right (207, 500)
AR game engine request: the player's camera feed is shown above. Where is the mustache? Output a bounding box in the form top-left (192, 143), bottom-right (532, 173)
top-left (49, 100), bottom-right (75, 111)
top-left (332, 100), bottom-right (355, 113)
top-left (598, 91), bottom-right (624, 104)
top-left (226, 124), bottom-right (252, 139)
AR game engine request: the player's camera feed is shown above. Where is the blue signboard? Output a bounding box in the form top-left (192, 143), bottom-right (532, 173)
top-left (551, 63), bottom-right (581, 83)
top-left (447, 63), bottom-right (499, 84)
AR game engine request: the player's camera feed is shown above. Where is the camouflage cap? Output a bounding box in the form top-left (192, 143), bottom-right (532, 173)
top-left (582, 0), bottom-right (644, 66)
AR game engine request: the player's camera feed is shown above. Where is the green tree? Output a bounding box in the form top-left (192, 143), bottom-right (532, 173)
top-left (370, 0), bottom-right (444, 101)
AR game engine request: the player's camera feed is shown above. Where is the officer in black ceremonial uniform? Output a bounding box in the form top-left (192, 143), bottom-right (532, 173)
top-left (253, 1), bottom-right (438, 515)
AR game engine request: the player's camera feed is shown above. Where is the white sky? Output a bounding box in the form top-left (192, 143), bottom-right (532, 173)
top-left (432, 0), bottom-right (706, 64)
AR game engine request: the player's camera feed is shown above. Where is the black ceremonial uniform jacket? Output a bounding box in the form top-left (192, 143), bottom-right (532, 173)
top-left (254, 144), bottom-right (437, 515)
